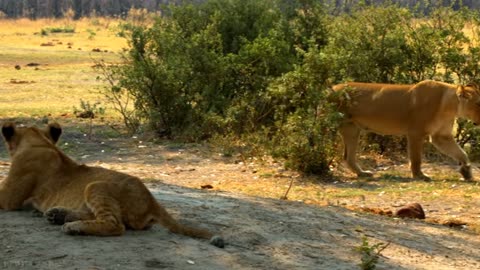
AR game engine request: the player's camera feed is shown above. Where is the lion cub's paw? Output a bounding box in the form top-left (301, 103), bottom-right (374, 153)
top-left (209, 235), bottom-right (225, 248)
top-left (62, 221), bottom-right (85, 235)
top-left (45, 207), bottom-right (69, 225)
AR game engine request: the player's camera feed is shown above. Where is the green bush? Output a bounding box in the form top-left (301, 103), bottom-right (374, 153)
top-left (102, 1), bottom-right (480, 175)
top-left (324, 5), bottom-right (480, 156)
top-left (267, 46), bottom-right (343, 173)
top-left (109, 0), bottom-right (295, 138)
top-left (41, 26), bottom-right (76, 35)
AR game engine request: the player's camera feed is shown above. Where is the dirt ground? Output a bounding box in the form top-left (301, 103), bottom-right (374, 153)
top-left (1, 125), bottom-right (480, 270)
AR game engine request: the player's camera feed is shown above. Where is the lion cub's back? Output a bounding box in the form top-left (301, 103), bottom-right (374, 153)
top-left (75, 165), bottom-right (150, 192)
top-left (43, 165), bottom-right (153, 211)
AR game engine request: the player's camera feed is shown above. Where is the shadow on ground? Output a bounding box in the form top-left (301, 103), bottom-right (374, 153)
top-left (0, 181), bottom-right (479, 270)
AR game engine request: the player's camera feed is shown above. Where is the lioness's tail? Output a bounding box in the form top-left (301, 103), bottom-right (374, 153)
top-left (152, 203), bottom-right (225, 248)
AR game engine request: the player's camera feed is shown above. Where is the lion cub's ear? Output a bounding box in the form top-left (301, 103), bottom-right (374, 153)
top-left (47, 122), bottom-right (62, 144)
top-left (1, 122), bottom-right (16, 142)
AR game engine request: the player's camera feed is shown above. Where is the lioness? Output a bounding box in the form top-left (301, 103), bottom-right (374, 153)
top-left (333, 80), bottom-right (480, 181)
top-left (0, 122), bottom-right (224, 248)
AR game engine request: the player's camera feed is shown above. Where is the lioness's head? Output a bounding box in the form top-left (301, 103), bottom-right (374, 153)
top-left (1, 122), bottom-right (62, 156)
top-left (457, 84), bottom-right (480, 125)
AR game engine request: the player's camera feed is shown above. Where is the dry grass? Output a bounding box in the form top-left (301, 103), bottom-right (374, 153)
top-left (0, 17), bottom-right (126, 51)
top-left (1, 17), bottom-right (479, 236)
top-left (0, 18), bottom-right (126, 118)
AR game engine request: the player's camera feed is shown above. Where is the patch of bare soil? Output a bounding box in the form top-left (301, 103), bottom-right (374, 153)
top-left (1, 128), bottom-right (480, 269)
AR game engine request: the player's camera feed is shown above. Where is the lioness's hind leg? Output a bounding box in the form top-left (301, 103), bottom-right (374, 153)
top-left (407, 133), bottom-right (430, 180)
top-left (62, 182), bottom-right (125, 236)
top-left (339, 122), bottom-right (373, 177)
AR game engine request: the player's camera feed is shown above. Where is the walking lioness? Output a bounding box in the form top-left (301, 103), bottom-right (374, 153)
top-left (0, 122), bottom-right (224, 247)
top-left (333, 80), bottom-right (480, 181)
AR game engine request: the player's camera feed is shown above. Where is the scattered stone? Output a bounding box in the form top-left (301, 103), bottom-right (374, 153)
top-left (201, 184), bottom-right (214, 189)
top-left (40, 42), bottom-right (54, 46)
top-left (76, 111), bottom-right (95, 119)
top-left (395, 203), bottom-right (425, 219)
top-left (10, 79), bottom-right (34, 84)
top-left (14, 65), bottom-right (21, 70)
top-left (26, 62), bottom-right (40, 67)
top-left (439, 218), bottom-right (467, 228)
top-left (346, 205), bottom-right (393, 216)
top-left (144, 259), bottom-right (172, 268)
top-left (92, 48), bottom-right (102, 52)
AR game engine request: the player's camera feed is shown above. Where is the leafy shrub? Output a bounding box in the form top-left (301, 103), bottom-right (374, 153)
top-left (109, 0), bottom-right (294, 137)
top-left (324, 5), bottom-right (480, 157)
top-left (268, 46), bottom-right (343, 174)
top-left (73, 99), bottom-right (105, 119)
top-left (102, 1), bottom-right (480, 174)
top-left (73, 99), bottom-right (106, 139)
top-left (41, 26), bottom-right (76, 35)
top-left (356, 236), bottom-right (390, 270)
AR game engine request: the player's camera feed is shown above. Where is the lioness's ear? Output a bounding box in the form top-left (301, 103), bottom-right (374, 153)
top-left (1, 122), bottom-right (16, 142)
top-left (47, 122), bottom-right (62, 143)
top-left (457, 85), bottom-right (472, 99)
top-left (466, 82), bottom-right (480, 91)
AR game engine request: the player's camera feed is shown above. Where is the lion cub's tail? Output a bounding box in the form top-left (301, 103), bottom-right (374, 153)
top-left (152, 203), bottom-right (225, 248)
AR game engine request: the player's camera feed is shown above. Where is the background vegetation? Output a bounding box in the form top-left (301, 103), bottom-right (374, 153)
top-left (0, 0), bottom-right (479, 19)
top-left (97, 0), bottom-right (480, 175)
top-left (2, 0), bottom-right (480, 176)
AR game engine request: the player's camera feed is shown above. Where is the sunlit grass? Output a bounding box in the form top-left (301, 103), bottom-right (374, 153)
top-left (1, 17), bottom-right (479, 235)
top-left (0, 18), bottom-right (126, 119)
top-left (0, 17), bottom-right (126, 52)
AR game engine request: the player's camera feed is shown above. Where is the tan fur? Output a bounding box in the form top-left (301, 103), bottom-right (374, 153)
top-left (333, 80), bottom-right (480, 181)
top-left (0, 123), bottom-right (224, 248)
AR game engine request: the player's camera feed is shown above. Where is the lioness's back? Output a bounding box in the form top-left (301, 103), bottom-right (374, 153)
top-left (332, 82), bottom-right (414, 92)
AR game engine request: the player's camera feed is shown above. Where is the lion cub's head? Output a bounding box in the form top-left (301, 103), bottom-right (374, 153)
top-left (1, 122), bottom-right (62, 156)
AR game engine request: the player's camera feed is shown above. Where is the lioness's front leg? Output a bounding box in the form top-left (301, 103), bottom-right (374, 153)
top-left (431, 134), bottom-right (473, 181)
top-left (339, 122), bottom-right (373, 177)
top-left (407, 133), bottom-right (430, 180)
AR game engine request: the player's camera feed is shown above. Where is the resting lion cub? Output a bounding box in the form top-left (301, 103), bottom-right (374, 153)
top-left (0, 122), bottom-right (224, 248)
top-left (333, 80), bottom-right (480, 181)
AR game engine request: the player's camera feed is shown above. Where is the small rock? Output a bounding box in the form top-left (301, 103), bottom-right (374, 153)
top-left (40, 42), bottom-right (54, 46)
top-left (395, 203), bottom-right (425, 219)
top-left (144, 259), bottom-right (172, 268)
top-left (76, 111), bottom-right (95, 119)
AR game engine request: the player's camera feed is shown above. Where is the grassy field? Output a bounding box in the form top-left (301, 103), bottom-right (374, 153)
top-left (0, 18), bottom-right (125, 118)
top-left (0, 17), bottom-right (479, 236)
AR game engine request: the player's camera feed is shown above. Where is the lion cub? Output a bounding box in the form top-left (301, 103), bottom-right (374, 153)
top-left (0, 122), bottom-right (224, 248)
